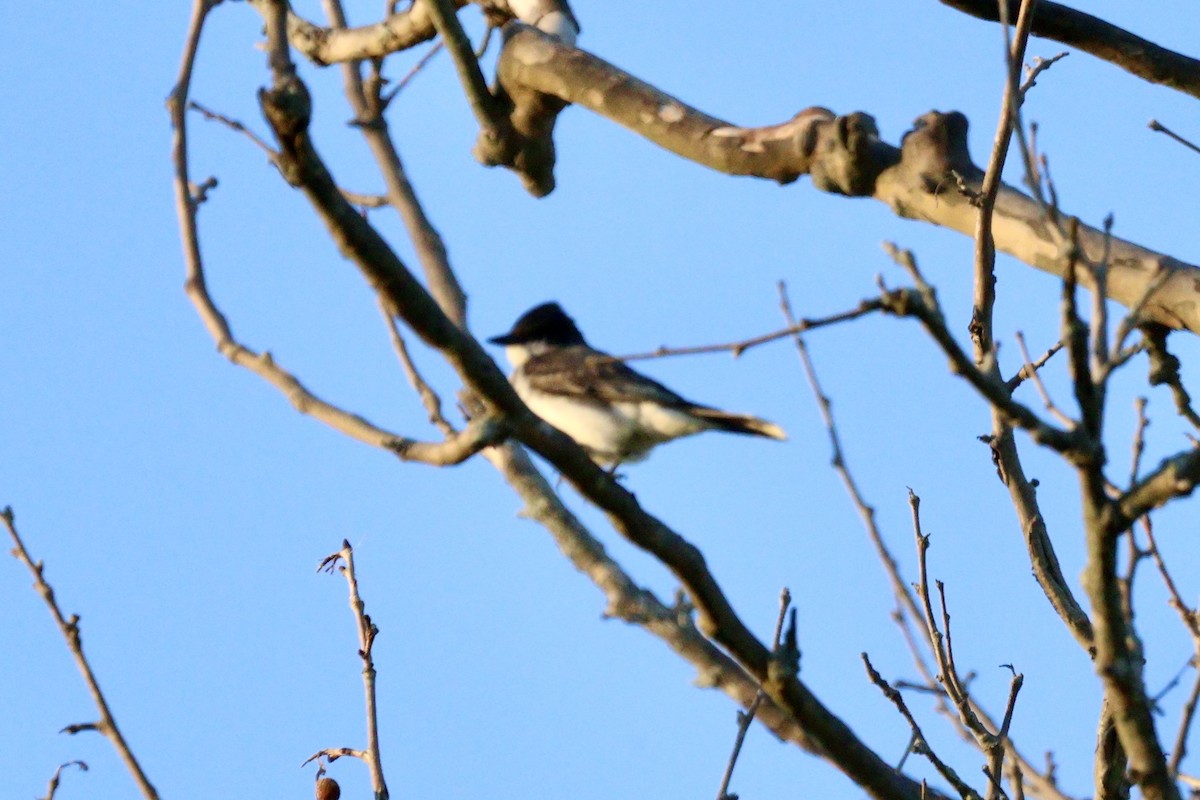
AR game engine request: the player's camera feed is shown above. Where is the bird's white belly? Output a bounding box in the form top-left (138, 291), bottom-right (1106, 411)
top-left (513, 373), bottom-right (707, 463)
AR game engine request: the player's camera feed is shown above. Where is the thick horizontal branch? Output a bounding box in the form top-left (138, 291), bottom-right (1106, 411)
top-left (486, 25), bottom-right (1200, 335)
top-left (1115, 447), bottom-right (1200, 528)
top-left (938, 0), bottom-right (1200, 101)
top-left (263, 0), bottom-right (579, 67)
top-left (248, 0), bottom-right (466, 65)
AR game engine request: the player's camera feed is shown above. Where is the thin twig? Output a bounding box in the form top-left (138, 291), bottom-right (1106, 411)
top-left (1149, 120), bottom-right (1200, 157)
top-left (1013, 331), bottom-right (1074, 426)
top-left (779, 281), bottom-right (922, 632)
top-left (988, 668), bottom-right (1025, 800)
top-left (41, 761), bottom-right (88, 800)
top-left (715, 588), bottom-right (792, 800)
top-left (971, 0), bottom-right (1041, 372)
top-left (1005, 338), bottom-right (1063, 393)
top-left (303, 747), bottom-right (370, 766)
top-left (474, 21), bottom-right (497, 58)
top-left (1169, 667), bottom-right (1200, 777)
top-left (911, 496), bottom-right (995, 748)
top-left (619, 301), bottom-right (884, 362)
top-left (1130, 397), bottom-right (1149, 486)
top-left (189, 100), bottom-right (278, 157)
top-left (1142, 515), bottom-right (1200, 642)
top-left (1019, 53), bottom-right (1068, 97)
top-left (4, 508), bottom-right (160, 800)
top-left (379, 298), bottom-right (455, 434)
top-left (190, 99), bottom-right (387, 208)
top-left (863, 653), bottom-right (983, 800)
top-left (1110, 265), bottom-right (1178, 360)
top-left (382, 41), bottom-right (444, 104)
top-left (318, 540), bottom-right (390, 800)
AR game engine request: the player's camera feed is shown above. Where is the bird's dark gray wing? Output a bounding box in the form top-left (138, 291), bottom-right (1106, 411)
top-left (522, 347), bottom-right (690, 407)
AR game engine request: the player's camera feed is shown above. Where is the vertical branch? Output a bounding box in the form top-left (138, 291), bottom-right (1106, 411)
top-left (4, 508), bottom-right (160, 800)
top-left (1061, 222), bottom-right (1102, 441)
top-left (168, 0), bottom-right (232, 350)
top-left (986, 669), bottom-right (1025, 800)
top-left (1089, 216), bottom-right (1115, 375)
top-left (959, 0), bottom-right (1095, 660)
top-left (970, 0), bottom-right (1039, 365)
top-left (715, 588), bottom-right (791, 800)
top-left (318, 541), bottom-right (390, 800)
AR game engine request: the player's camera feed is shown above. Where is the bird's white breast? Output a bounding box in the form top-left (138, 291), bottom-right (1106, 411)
top-left (511, 370), bottom-right (709, 463)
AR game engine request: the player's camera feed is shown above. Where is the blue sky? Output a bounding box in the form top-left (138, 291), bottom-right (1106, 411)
top-left (5, 2), bottom-right (1200, 798)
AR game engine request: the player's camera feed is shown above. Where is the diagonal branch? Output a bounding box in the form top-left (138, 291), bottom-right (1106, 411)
top-left (5, 508), bottom-right (160, 800)
top-left (863, 653), bottom-right (983, 800)
top-left (1149, 120), bottom-right (1200, 157)
top-left (421, 0), bottom-right (504, 142)
top-left (937, 0), bottom-right (1200, 101)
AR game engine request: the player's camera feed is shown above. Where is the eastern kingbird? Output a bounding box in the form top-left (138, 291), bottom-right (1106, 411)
top-left (489, 302), bottom-right (787, 466)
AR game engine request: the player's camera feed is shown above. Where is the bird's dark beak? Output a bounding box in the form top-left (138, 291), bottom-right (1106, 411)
top-left (487, 332), bottom-right (518, 345)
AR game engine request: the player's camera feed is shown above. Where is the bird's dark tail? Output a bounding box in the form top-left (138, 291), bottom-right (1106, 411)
top-left (690, 407), bottom-right (787, 441)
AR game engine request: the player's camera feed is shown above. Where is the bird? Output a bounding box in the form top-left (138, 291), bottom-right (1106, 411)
top-left (488, 302), bottom-right (787, 466)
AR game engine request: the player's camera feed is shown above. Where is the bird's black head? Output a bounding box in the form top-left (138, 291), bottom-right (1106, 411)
top-left (488, 302), bottom-right (587, 347)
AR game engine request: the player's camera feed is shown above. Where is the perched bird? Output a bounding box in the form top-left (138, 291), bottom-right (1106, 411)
top-left (489, 302), bottom-right (787, 466)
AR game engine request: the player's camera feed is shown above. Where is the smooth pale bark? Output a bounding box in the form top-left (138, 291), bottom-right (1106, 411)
top-left (482, 26), bottom-right (1200, 335)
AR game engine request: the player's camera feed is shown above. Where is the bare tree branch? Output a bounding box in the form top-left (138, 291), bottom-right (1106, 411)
top-left (1006, 337), bottom-right (1063, 392)
top-left (782, 284), bottom-right (1067, 800)
top-left (863, 653), bottom-right (984, 800)
top-left (1148, 120), bottom-right (1200, 157)
top-left (40, 761), bottom-right (88, 800)
top-left (617, 302), bottom-right (883, 363)
top-left (170, 1), bottom-right (501, 467)
top-left (422, 0), bottom-right (503, 142)
top-left (1115, 447), bottom-right (1200, 526)
top-left (4, 508), bottom-right (159, 800)
top-left (1014, 332), bottom-right (1073, 426)
top-left (252, 41), bottom-right (949, 798)
top-left (246, 0), bottom-right (468, 65)
top-left (484, 26), bottom-right (1200, 333)
top-left (938, 0), bottom-right (1200, 101)
top-left (715, 588), bottom-right (792, 800)
top-left (317, 541), bottom-right (390, 800)
top-left (970, 0), bottom-right (1039, 369)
